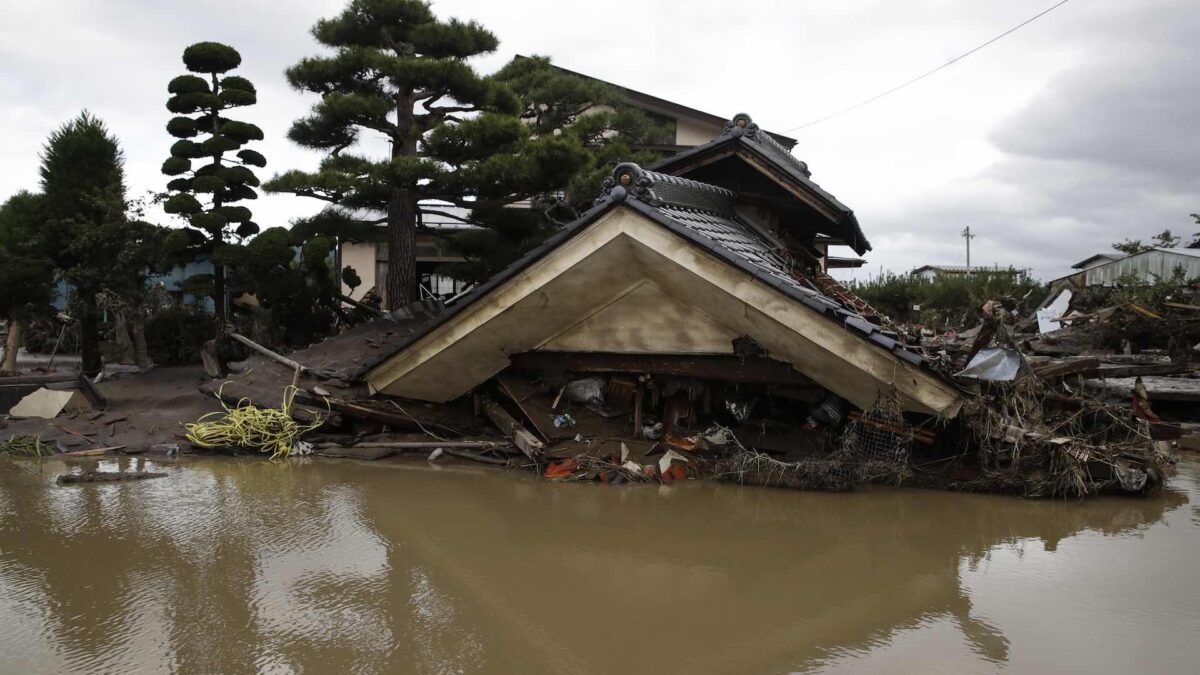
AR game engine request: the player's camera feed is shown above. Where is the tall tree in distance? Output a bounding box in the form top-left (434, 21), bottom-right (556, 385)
top-left (267, 0), bottom-right (588, 308)
top-left (39, 112), bottom-right (131, 376)
top-left (161, 41), bottom-right (265, 321)
top-left (0, 191), bottom-right (55, 374)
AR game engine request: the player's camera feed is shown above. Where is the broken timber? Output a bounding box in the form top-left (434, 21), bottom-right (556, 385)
top-left (509, 352), bottom-right (818, 387)
top-left (57, 470), bottom-right (167, 484)
top-left (229, 333), bottom-right (310, 375)
top-left (481, 399), bottom-right (543, 460)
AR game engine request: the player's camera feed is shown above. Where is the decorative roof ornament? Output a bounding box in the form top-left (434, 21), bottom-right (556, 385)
top-left (597, 162), bottom-right (738, 214)
top-left (721, 113), bottom-right (810, 178)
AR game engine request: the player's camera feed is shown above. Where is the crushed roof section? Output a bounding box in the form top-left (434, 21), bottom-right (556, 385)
top-left (649, 113), bottom-right (871, 255)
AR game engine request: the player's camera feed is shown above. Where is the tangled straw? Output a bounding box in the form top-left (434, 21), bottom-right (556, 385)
top-left (186, 385), bottom-right (323, 460)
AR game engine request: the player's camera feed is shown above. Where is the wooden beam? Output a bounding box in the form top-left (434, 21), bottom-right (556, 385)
top-left (481, 399), bottom-right (543, 460)
top-left (496, 373), bottom-right (571, 442)
top-left (1033, 358), bottom-right (1101, 380)
top-left (509, 352), bottom-right (818, 387)
top-left (229, 333), bottom-right (308, 375)
top-left (318, 440), bottom-right (502, 450)
top-left (1083, 363), bottom-right (1193, 379)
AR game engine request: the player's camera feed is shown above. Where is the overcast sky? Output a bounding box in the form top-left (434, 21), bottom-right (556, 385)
top-left (1, 0), bottom-right (1196, 281)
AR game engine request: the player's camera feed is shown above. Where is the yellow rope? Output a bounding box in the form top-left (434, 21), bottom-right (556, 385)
top-left (185, 384), bottom-right (324, 460)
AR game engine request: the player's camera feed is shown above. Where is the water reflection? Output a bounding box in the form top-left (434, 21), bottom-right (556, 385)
top-left (0, 455), bottom-right (1193, 674)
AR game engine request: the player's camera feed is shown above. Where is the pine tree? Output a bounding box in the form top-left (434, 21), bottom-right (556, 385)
top-left (267, 0), bottom-right (589, 308)
top-left (440, 56), bottom-right (669, 284)
top-left (39, 112), bottom-right (131, 376)
top-left (0, 191), bottom-right (55, 374)
top-left (161, 41), bottom-right (265, 321)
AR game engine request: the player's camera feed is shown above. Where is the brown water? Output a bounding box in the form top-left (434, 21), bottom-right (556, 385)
top-left (1, 455), bottom-right (1198, 675)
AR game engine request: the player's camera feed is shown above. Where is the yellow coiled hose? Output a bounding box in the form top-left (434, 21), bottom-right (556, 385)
top-left (186, 385), bottom-right (323, 459)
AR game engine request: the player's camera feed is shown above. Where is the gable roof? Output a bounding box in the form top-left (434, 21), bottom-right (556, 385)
top-left (649, 113), bottom-right (871, 255)
top-left (515, 56), bottom-right (799, 150)
top-left (362, 164), bottom-right (956, 414)
top-left (1070, 253), bottom-right (1121, 269)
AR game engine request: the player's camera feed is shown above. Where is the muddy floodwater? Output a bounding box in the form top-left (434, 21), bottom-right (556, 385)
top-left (2, 455), bottom-right (1199, 674)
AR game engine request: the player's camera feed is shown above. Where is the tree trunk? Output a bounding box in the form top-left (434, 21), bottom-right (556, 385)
top-left (131, 313), bottom-right (153, 371)
top-left (385, 190), bottom-right (418, 310)
top-left (384, 90), bottom-right (419, 311)
top-left (213, 262), bottom-right (226, 322)
top-left (79, 302), bottom-right (102, 377)
top-left (1, 318), bottom-right (22, 375)
top-left (112, 311), bottom-right (136, 364)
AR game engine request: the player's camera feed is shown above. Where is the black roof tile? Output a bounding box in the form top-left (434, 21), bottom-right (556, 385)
top-left (649, 113), bottom-right (871, 255)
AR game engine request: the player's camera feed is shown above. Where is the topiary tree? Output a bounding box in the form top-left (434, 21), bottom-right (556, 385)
top-left (161, 41), bottom-right (266, 321)
top-left (0, 191), bottom-right (56, 374)
top-left (266, 0), bottom-right (589, 309)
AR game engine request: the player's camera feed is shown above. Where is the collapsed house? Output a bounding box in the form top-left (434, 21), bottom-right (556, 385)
top-left (194, 115), bottom-right (1174, 498)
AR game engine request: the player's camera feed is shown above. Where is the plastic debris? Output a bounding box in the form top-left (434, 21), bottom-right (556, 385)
top-left (725, 398), bottom-right (756, 422)
top-left (562, 377), bottom-right (606, 406)
top-left (553, 413), bottom-right (576, 429)
top-left (544, 459), bottom-right (579, 479)
top-left (641, 422), bottom-right (663, 440)
top-left (955, 347), bottom-right (1031, 382)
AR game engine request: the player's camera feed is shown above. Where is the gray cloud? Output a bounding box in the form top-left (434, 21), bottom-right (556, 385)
top-left (0, 0), bottom-right (1196, 284)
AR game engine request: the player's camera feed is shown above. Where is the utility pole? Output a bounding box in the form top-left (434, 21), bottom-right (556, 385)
top-left (961, 226), bottom-right (976, 275)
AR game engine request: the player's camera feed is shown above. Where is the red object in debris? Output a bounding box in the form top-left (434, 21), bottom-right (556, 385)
top-left (664, 434), bottom-right (697, 452)
top-left (544, 460), bottom-right (579, 479)
top-left (1131, 377), bottom-right (1163, 423)
top-left (661, 463), bottom-right (688, 483)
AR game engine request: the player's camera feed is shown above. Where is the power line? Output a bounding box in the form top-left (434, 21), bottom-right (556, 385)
top-left (780, 0), bottom-right (1073, 133)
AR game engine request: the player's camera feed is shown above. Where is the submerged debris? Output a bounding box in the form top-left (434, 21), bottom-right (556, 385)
top-left (0, 434), bottom-right (50, 457)
top-left (57, 470), bottom-right (167, 484)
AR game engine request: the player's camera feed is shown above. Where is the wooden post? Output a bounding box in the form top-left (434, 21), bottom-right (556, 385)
top-left (482, 399), bottom-right (543, 460)
top-left (229, 333), bottom-right (306, 374)
top-left (633, 383), bottom-right (644, 439)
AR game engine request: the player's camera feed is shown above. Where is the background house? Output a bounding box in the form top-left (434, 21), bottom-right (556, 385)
top-left (910, 264), bottom-right (1029, 281)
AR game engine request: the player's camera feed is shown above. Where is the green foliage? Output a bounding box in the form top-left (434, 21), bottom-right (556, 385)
top-left (1113, 229), bottom-right (1182, 255)
top-left (0, 191), bottom-right (55, 323)
top-left (37, 111), bottom-right (150, 374)
top-left (182, 42), bottom-right (242, 74)
top-left (341, 265), bottom-right (361, 292)
top-left (849, 271), bottom-right (1048, 331)
top-left (222, 228), bottom-right (341, 346)
top-left (267, 0), bottom-right (578, 306)
top-left (145, 305), bottom-right (214, 363)
top-left (168, 75), bottom-right (210, 95)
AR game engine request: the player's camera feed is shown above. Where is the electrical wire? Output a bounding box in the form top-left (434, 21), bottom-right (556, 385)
top-left (780, 0), bottom-right (1073, 133)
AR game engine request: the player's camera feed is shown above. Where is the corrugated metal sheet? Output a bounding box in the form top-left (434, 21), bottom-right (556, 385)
top-left (1084, 248), bottom-right (1200, 286)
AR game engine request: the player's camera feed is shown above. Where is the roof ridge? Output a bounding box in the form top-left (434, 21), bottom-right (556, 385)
top-left (723, 113), bottom-right (811, 178)
top-left (597, 162), bottom-right (738, 216)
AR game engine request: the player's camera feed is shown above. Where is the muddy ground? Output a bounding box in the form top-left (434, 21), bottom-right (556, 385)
top-left (2, 366), bottom-right (222, 453)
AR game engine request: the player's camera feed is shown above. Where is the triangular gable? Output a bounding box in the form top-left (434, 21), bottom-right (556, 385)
top-left (366, 165), bottom-right (959, 416)
top-left (539, 281), bottom-right (739, 354)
